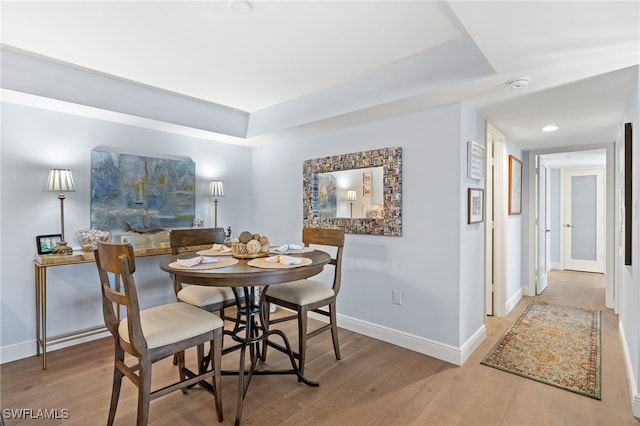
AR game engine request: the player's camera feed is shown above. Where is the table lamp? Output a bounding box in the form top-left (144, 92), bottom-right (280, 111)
top-left (347, 190), bottom-right (357, 218)
top-left (209, 180), bottom-right (224, 228)
top-left (46, 169), bottom-right (76, 255)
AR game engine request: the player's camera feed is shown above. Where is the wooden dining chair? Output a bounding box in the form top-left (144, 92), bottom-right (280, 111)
top-left (169, 228), bottom-right (237, 319)
top-left (261, 227), bottom-right (345, 375)
top-left (95, 242), bottom-right (223, 426)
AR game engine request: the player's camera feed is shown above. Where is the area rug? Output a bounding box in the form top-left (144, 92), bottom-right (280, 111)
top-left (481, 301), bottom-right (601, 399)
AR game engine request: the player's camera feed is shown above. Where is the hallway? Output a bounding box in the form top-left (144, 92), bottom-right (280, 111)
top-left (481, 269), bottom-right (634, 425)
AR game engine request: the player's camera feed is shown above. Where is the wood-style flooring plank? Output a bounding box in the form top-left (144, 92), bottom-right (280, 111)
top-left (1, 270), bottom-right (636, 425)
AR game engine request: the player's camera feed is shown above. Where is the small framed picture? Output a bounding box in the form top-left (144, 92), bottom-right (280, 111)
top-left (363, 172), bottom-right (372, 184)
top-left (508, 155), bottom-right (523, 215)
top-left (467, 141), bottom-right (485, 180)
top-left (36, 234), bottom-right (62, 255)
top-left (363, 185), bottom-right (372, 197)
top-left (468, 188), bottom-right (484, 224)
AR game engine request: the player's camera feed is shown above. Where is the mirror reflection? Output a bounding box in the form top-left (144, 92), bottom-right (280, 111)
top-left (302, 146), bottom-right (402, 236)
top-left (317, 167), bottom-right (384, 219)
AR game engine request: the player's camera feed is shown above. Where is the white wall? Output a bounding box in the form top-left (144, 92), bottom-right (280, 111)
top-left (0, 101), bottom-right (254, 359)
top-left (619, 66), bottom-right (640, 416)
top-left (252, 102), bottom-right (487, 361)
top-left (505, 143), bottom-right (525, 303)
top-left (1, 98), bottom-right (489, 366)
top-left (459, 103), bottom-right (487, 346)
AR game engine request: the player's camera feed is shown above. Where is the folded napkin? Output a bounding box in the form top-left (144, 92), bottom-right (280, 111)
top-left (176, 256), bottom-right (202, 267)
top-left (176, 256), bottom-right (218, 267)
top-left (265, 255), bottom-right (303, 265)
top-left (275, 243), bottom-right (303, 252)
top-left (211, 243), bottom-right (231, 252)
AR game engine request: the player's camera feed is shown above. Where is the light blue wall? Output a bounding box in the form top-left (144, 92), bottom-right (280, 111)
top-left (0, 98), bottom-right (502, 365)
top-left (619, 66), bottom-right (640, 413)
top-left (252, 103), bottom-right (477, 347)
top-left (459, 103), bottom-right (487, 345)
top-left (0, 102), bottom-right (254, 351)
top-left (506, 143), bottom-right (525, 302)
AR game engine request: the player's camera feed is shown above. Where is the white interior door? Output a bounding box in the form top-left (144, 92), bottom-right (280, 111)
top-left (563, 168), bottom-right (605, 273)
top-left (536, 162), bottom-right (549, 294)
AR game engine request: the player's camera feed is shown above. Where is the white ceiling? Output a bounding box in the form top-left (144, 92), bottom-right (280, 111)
top-left (1, 1), bottom-right (638, 149)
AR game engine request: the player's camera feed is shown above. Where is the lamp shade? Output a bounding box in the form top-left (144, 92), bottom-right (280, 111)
top-left (209, 180), bottom-right (224, 197)
top-left (46, 169), bottom-right (76, 192)
top-left (347, 190), bottom-right (357, 201)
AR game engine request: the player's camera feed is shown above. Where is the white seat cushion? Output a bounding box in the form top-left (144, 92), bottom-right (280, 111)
top-left (265, 279), bottom-right (334, 305)
top-left (119, 302), bottom-right (224, 349)
top-left (177, 285), bottom-right (236, 307)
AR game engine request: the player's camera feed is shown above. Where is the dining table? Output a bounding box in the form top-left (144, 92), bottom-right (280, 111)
top-left (159, 248), bottom-right (331, 426)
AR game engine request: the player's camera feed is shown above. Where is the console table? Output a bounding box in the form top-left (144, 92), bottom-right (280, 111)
top-left (34, 244), bottom-right (206, 369)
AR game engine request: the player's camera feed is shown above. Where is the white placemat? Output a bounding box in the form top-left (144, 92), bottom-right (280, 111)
top-left (169, 257), bottom-right (238, 270)
top-left (247, 257), bottom-right (312, 269)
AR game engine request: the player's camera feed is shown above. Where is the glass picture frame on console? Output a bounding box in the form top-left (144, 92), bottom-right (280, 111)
top-left (303, 147), bottom-right (402, 236)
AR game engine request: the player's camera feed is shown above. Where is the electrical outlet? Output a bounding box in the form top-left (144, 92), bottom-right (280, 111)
top-left (392, 289), bottom-right (402, 305)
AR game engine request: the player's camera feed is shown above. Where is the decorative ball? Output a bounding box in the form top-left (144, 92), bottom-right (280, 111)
top-left (258, 236), bottom-right (269, 246)
top-left (239, 231), bottom-right (253, 244)
top-left (246, 239), bottom-right (261, 254)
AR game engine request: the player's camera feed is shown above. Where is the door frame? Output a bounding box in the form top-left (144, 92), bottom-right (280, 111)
top-left (486, 123), bottom-right (506, 316)
top-left (535, 158), bottom-right (550, 294)
top-left (527, 143), bottom-right (616, 309)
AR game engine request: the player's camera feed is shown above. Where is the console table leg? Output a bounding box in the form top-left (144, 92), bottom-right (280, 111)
top-left (34, 265), bottom-right (48, 370)
top-left (35, 264), bottom-right (41, 358)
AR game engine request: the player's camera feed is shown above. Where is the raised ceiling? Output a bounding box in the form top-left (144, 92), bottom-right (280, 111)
top-left (1, 1), bottom-right (638, 149)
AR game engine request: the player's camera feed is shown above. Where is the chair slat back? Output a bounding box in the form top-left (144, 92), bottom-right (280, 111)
top-left (95, 242), bottom-right (147, 353)
top-left (169, 228), bottom-right (225, 255)
top-left (302, 228), bottom-right (345, 294)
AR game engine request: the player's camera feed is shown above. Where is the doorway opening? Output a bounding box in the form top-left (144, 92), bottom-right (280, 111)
top-left (529, 145), bottom-right (614, 310)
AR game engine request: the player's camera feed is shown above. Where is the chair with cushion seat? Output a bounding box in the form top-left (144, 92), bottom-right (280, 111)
top-left (95, 242), bottom-right (223, 426)
top-left (169, 228), bottom-right (238, 318)
top-left (261, 227), bottom-right (345, 375)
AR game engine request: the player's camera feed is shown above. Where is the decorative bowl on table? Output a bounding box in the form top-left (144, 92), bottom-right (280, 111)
top-left (77, 229), bottom-right (112, 252)
top-left (231, 231), bottom-right (270, 259)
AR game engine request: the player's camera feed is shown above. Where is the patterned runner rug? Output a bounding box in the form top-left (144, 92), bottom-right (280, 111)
top-left (481, 301), bottom-right (601, 399)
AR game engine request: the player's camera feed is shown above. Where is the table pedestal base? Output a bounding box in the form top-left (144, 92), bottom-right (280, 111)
top-left (184, 285), bottom-right (318, 426)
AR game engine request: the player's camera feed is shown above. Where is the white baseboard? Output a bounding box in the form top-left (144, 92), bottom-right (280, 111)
top-left (336, 313), bottom-right (485, 366)
top-left (550, 262), bottom-right (562, 270)
top-left (505, 287), bottom-right (524, 316)
top-left (0, 330), bottom-right (110, 365)
top-left (618, 320), bottom-right (640, 418)
top-left (460, 324), bottom-right (487, 364)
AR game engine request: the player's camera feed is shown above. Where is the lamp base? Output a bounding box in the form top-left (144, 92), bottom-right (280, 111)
top-left (52, 241), bottom-right (73, 256)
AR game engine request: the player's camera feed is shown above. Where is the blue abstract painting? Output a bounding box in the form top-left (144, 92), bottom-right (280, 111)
top-left (91, 150), bottom-right (196, 232)
top-left (317, 173), bottom-right (337, 218)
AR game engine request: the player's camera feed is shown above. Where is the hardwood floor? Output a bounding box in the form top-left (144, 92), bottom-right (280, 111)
top-left (2, 270), bottom-right (637, 425)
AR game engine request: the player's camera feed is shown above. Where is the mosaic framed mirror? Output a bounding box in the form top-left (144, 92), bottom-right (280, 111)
top-left (302, 147), bottom-right (402, 236)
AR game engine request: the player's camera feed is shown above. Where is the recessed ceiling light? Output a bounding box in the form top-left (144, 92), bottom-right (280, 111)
top-left (542, 125), bottom-right (559, 132)
top-left (228, 0), bottom-right (253, 14)
top-left (506, 78), bottom-right (530, 90)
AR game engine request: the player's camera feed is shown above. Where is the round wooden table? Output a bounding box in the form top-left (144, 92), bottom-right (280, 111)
top-left (159, 250), bottom-right (331, 426)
